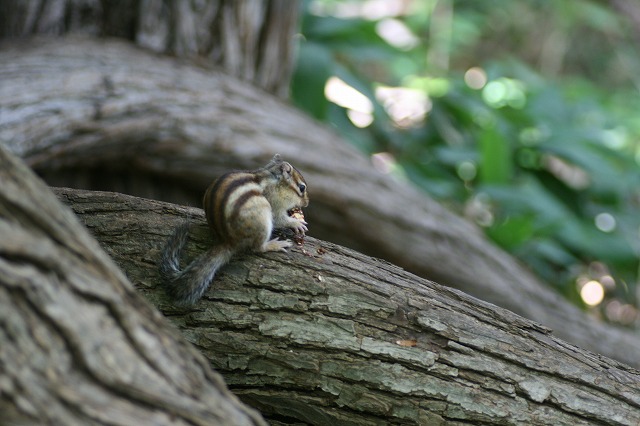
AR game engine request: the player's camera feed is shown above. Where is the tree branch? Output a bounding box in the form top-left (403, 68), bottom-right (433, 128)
top-left (53, 186), bottom-right (640, 425)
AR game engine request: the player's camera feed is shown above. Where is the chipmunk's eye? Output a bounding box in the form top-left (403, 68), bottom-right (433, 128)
top-left (298, 183), bottom-right (306, 194)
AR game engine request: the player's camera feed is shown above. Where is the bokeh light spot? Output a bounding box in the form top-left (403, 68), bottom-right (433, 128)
top-left (325, 76), bottom-right (374, 113)
top-left (375, 85), bottom-right (431, 128)
top-left (595, 213), bottom-right (616, 233)
top-left (457, 161), bottom-right (477, 181)
top-left (464, 67), bottom-right (487, 90)
top-left (482, 77), bottom-right (526, 109)
top-left (376, 18), bottom-right (418, 50)
top-left (325, 76), bottom-right (374, 128)
top-left (347, 109), bottom-right (374, 128)
top-left (580, 280), bottom-right (605, 306)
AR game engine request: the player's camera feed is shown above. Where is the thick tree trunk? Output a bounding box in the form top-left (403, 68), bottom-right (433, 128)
top-left (2, 36), bottom-right (639, 369)
top-left (0, 147), bottom-right (266, 425)
top-left (0, 0), bottom-right (298, 97)
top-left (50, 185), bottom-right (640, 425)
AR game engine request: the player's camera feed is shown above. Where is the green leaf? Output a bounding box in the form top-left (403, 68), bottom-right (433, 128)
top-left (479, 125), bottom-right (512, 184)
top-left (486, 215), bottom-right (535, 250)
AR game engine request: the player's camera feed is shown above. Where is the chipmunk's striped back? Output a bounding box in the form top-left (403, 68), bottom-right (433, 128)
top-left (203, 171), bottom-right (269, 242)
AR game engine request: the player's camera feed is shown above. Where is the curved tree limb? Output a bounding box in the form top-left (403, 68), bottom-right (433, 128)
top-left (0, 147), bottom-right (265, 425)
top-left (51, 186), bottom-right (640, 425)
top-left (1, 36), bottom-right (638, 368)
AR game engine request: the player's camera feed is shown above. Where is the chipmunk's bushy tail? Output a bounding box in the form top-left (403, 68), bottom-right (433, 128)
top-left (159, 223), bottom-right (234, 305)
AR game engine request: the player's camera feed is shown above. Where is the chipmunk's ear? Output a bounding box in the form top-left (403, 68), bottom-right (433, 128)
top-left (280, 161), bottom-right (293, 175)
top-left (264, 154), bottom-right (283, 170)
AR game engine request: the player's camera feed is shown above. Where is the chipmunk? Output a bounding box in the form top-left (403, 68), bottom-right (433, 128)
top-left (159, 154), bottom-right (309, 305)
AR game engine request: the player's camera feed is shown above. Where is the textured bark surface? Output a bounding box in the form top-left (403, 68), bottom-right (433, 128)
top-left (2, 36), bottom-right (639, 369)
top-left (53, 186), bottom-right (640, 425)
top-left (0, 148), bottom-right (266, 425)
top-left (0, 0), bottom-right (298, 97)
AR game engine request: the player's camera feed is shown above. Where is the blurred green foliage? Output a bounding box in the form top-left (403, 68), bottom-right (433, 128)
top-left (292, 0), bottom-right (640, 323)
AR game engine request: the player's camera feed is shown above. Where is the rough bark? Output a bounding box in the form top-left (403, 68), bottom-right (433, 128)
top-left (2, 36), bottom-right (639, 369)
top-left (0, 148), bottom-right (266, 425)
top-left (52, 186), bottom-right (640, 425)
top-left (0, 0), bottom-right (298, 97)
